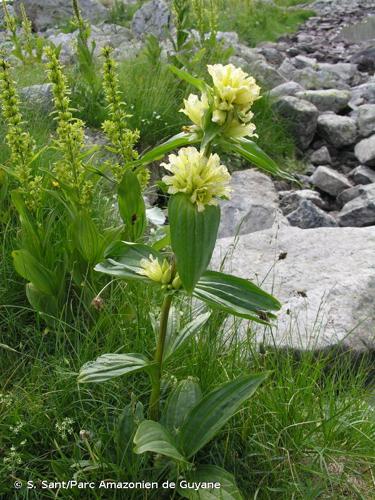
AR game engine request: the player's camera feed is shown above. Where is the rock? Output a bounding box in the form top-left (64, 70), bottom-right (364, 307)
top-left (273, 96), bottom-right (318, 150)
top-left (19, 84), bottom-right (53, 113)
top-left (257, 46), bottom-right (283, 66)
top-left (233, 45), bottom-right (266, 66)
top-left (218, 169), bottom-right (284, 238)
top-left (213, 224), bottom-right (375, 351)
top-left (317, 114), bottom-right (357, 147)
top-left (354, 134), bottom-right (375, 166)
top-left (310, 146), bottom-right (331, 165)
top-left (311, 166), bottom-right (352, 196)
top-left (279, 189), bottom-right (326, 215)
top-left (295, 89), bottom-right (350, 113)
top-left (318, 62), bottom-right (358, 84)
top-left (247, 59), bottom-right (286, 89)
top-left (216, 31), bottom-right (239, 46)
top-left (357, 104), bottom-right (375, 137)
top-left (132, 0), bottom-right (172, 39)
top-left (337, 185), bottom-right (364, 206)
top-left (349, 82), bottom-right (375, 108)
top-left (15, 0), bottom-right (107, 31)
top-left (351, 45), bottom-right (375, 72)
top-left (269, 81), bottom-right (304, 98)
top-left (349, 165), bottom-right (375, 185)
top-left (287, 200), bottom-right (337, 228)
top-left (292, 67), bottom-right (350, 90)
top-left (294, 55), bottom-right (317, 69)
top-left (338, 184), bottom-right (375, 226)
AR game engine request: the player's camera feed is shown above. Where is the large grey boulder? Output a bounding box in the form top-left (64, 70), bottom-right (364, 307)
top-left (311, 166), bottom-right (352, 196)
top-left (317, 114), bottom-right (357, 147)
top-left (273, 96), bottom-right (318, 150)
top-left (357, 104), bottom-right (375, 138)
top-left (279, 189), bottom-right (326, 215)
top-left (287, 200), bottom-right (337, 229)
top-left (338, 183), bottom-right (375, 226)
top-left (219, 169), bottom-right (284, 238)
top-left (132, 0), bottom-right (172, 39)
top-left (213, 225), bottom-right (375, 351)
top-left (355, 134), bottom-right (375, 166)
top-left (15, 0), bottom-right (108, 31)
top-left (247, 59), bottom-right (286, 89)
top-left (295, 89), bottom-right (350, 113)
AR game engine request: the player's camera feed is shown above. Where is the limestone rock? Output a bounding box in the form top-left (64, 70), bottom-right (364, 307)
top-left (213, 225), bottom-right (375, 351)
top-left (354, 134), bottom-right (375, 166)
top-left (273, 96), bottom-right (318, 150)
top-left (287, 200), bottom-right (337, 228)
top-left (269, 81), bottom-right (304, 98)
top-left (218, 169), bottom-right (285, 238)
top-left (357, 104), bottom-right (375, 137)
top-left (338, 183), bottom-right (375, 226)
top-left (317, 113), bottom-right (357, 147)
top-left (132, 0), bottom-right (172, 39)
top-left (295, 89), bottom-right (350, 113)
top-left (16, 0), bottom-right (107, 31)
top-left (311, 166), bottom-right (352, 196)
top-left (279, 189), bottom-right (326, 215)
top-left (309, 146), bottom-right (331, 165)
top-left (349, 165), bottom-right (375, 185)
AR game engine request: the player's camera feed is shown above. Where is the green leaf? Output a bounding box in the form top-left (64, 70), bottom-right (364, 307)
top-left (133, 420), bottom-right (187, 462)
top-left (178, 465), bottom-right (243, 500)
top-left (169, 194), bottom-right (220, 293)
top-left (139, 132), bottom-right (199, 165)
top-left (94, 241), bottom-right (161, 281)
top-left (26, 283), bottom-right (59, 319)
top-left (78, 353), bottom-right (155, 383)
top-left (179, 373), bottom-right (269, 458)
top-left (221, 137), bottom-right (295, 182)
top-left (70, 211), bottom-right (102, 264)
top-left (12, 249), bottom-right (59, 296)
top-left (118, 170), bottom-right (146, 241)
top-left (162, 378), bottom-right (202, 433)
top-left (164, 311), bottom-right (211, 361)
top-left (169, 65), bottom-right (206, 91)
top-left (194, 271), bottom-right (281, 324)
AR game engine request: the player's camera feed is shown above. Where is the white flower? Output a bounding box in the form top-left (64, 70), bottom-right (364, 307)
top-left (162, 147), bottom-right (231, 212)
top-left (138, 255), bottom-right (172, 284)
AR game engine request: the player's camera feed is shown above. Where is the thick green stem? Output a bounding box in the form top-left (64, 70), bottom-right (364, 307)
top-left (148, 293), bottom-right (173, 420)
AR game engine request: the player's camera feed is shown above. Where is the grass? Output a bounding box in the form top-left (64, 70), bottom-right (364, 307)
top-left (217, 0), bottom-right (314, 47)
top-left (0, 283), bottom-right (374, 497)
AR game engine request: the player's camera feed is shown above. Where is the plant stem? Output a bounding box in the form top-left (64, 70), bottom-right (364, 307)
top-left (148, 293), bottom-right (173, 420)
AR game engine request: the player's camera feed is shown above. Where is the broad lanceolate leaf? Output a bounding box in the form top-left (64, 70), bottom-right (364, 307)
top-left (178, 465), bottom-right (243, 500)
top-left (221, 137), bottom-right (295, 182)
top-left (94, 241), bottom-right (161, 281)
top-left (139, 132), bottom-right (199, 165)
top-left (26, 283), bottom-right (59, 319)
top-left (78, 353), bottom-right (155, 383)
top-left (12, 249), bottom-right (59, 296)
top-left (162, 378), bottom-right (202, 432)
top-left (194, 271), bottom-right (281, 324)
top-left (179, 373), bottom-right (269, 458)
top-left (163, 311), bottom-right (211, 361)
top-left (118, 170), bottom-right (146, 241)
top-left (169, 194), bottom-right (220, 293)
top-left (133, 420), bottom-right (187, 462)
top-left (70, 211), bottom-right (102, 264)
top-left (169, 65), bottom-right (206, 91)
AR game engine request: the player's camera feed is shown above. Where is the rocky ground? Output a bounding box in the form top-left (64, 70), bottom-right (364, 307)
top-left (2, 0), bottom-right (375, 351)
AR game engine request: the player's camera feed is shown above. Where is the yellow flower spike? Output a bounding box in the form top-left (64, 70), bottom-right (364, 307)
top-left (162, 147), bottom-right (231, 212)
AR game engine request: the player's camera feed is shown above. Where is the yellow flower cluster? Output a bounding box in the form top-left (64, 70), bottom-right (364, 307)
top-left (180, 63), bottom-right (261, 139)
top-left (138, 255), bottom-right (181, 289)
top-left (162, 147), bottom-right (231, 212)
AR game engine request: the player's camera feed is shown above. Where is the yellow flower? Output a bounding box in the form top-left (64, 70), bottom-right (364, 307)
top-left (207, 64), bottom-right (261, 111)
top-left (224, 118), bottom-right (257, 139)
top-left (162, 147), bottom-right (231, 212)
top-left (138, 255), bottom-right (172, 284)
top-left (180, 93), bottom-right (209, 129)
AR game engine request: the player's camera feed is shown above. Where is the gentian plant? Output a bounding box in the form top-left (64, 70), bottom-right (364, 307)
top-left (78, 63), bottom-right (290, 497)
